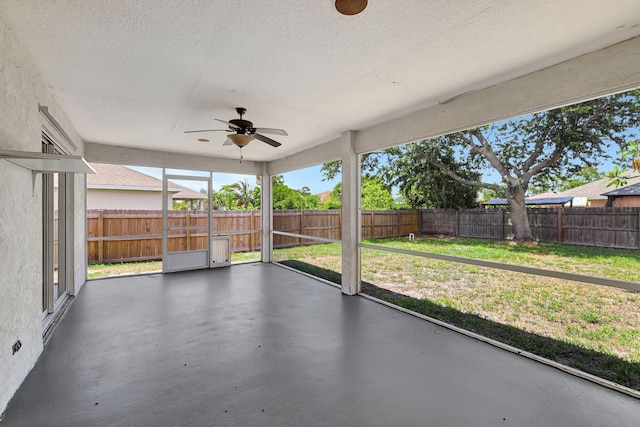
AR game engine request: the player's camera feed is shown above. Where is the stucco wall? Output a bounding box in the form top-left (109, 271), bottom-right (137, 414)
top-left (0, 15), bottom-right (86, 415)
top-left (87, 189), bottom-right (171, 210)
top-left (589, 199), bottom-right (607, 208)
top-left (612, 196), bottom-right (640, 207)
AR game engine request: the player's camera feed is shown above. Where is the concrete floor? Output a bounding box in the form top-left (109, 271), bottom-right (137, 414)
top-left (2, 263), bottom-right (639, 426)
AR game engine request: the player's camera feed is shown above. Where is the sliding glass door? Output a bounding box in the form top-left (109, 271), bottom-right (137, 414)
top-left (42, 139), bottom-right (71, 318)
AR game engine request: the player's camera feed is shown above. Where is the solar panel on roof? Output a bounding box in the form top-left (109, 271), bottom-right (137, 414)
top-left (483, 196), bottom-right (574, 206)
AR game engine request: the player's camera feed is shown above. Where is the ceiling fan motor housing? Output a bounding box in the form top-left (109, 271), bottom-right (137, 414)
top-left (229, 118), bottom-right (253, 132)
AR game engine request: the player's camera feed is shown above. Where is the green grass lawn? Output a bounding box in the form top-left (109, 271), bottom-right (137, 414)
top-left (88, 251), bottom-right (261, 279)
top-left (88, 261), bottom-right (163, 278)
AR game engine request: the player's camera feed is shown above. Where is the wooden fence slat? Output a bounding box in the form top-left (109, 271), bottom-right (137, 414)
top-left (98, 210), bottom-right (104, 264)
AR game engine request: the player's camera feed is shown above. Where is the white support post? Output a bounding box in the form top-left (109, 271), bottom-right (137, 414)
top-left (260, 164), bottom-right (273, 263)
top-left (341, 131), bottom-right (361, 295)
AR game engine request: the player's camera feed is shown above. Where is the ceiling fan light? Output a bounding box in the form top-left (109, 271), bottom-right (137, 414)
top-left (227, 133), bottom-right (254, 147)
top-left (335, 0), bottom-right (367, 15)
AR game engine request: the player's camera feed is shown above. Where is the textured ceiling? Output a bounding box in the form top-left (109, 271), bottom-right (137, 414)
top-left (1, 1), bottom-right (640, 162)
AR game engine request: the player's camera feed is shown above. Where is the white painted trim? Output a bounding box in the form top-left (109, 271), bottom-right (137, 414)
top-left (273, 230), bottom-right (341, 245)
top-left (360, 243), bottom-right (640, 292)
top-left (267, 137), bottom-right (341, 175)
top-left (87, 185), bottom-right (181, 192)
top-left (85, 142), bottom-right (261, 175)
top-left (0, 149), bottom-right (95, 174)
top-left (39, 105), bottom-right (78, 153)
top-left (261, 165), bottom-right (273, 263)
top-left (341, 131), bottom-right (361, 296)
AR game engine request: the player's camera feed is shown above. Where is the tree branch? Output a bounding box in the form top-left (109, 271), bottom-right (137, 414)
top-left (522, 149), bottom-right (564, 183)
top-left (469, 130), bottom-right (518, 187)
top-left (429, 158), bottom-right (503, 191)
top-left (521, 137), bottom-right (547, 175)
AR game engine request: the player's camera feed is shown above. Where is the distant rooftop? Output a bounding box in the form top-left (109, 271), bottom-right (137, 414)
top-left (529, 172), bottom-right (640, 201)
top-left (483, 196), bottom-right (574, 206)
top-left (602, 181), bottom-right (640, 197)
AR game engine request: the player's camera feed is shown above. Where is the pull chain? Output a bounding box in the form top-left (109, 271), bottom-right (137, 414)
top-left (239, 146), bottom-right (243, 163)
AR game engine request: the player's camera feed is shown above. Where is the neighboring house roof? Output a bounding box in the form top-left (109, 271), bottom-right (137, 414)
top-left (316, 191), bottom-right (331, 203)
top-left (601, 181), bottom-right (640, 197)
top-left (173, 185), bottom-right (206, 200)
top-left (484, 196), bottom-right (574, 206)
top-left (528, 172), bottom-right (640, 201)
top-left (88, 163), bottom-right (205, 199)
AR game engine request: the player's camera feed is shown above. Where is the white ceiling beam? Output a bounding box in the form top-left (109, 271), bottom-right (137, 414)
top-left (354, 36), bottom-right (640, 154)
top-left (267, 137), bottom-right (341, 176)
top-left (85, 142), bottom-right (262, 175)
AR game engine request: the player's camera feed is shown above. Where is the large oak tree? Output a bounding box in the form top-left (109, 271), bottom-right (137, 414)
top-left (322, 91), bottom-right (640, 240)
top-left (408, 91), bottom-right (640, 240)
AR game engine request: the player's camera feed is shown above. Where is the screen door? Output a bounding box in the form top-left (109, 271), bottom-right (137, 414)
top-left (162, 170), bottom-right (212, 273)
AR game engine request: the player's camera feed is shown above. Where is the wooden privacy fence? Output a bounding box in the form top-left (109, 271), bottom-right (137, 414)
top-left (421, 207), bottom-right (640, 249)
top-left (87, 209), bottom-right (420, 264)
top-left (87, 210), bottom-right (262, 264)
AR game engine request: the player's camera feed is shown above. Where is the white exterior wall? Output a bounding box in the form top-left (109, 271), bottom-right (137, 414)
top-left (0, 16), bottom-right (86, 415)
top-left (87, 189), bottom-right (170, 210)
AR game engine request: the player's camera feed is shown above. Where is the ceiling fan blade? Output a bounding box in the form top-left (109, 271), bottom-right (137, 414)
top-left (223, 138), bottom-right (234, 146)
top-left (253, 127), bottom-right (288, 136)
top-left (184, 129), bottom-right (228, 133)
top-left (215, 118), bottom-right (240, 130)
top-left (253, 133), bottom-right (282, 147)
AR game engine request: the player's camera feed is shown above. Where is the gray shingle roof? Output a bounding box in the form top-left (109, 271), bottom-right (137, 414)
top-left (528, 172), bottom-right (640, 201)
top-left (601, 181), bottom-right (640, 196)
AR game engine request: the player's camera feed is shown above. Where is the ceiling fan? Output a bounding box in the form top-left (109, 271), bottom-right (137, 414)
top-left (185, 107), bottom-right (287, 149)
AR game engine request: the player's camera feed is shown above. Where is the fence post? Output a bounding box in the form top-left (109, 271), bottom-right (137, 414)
top-left (456, 209), bottom-right (460, 237)
top-left (299, 209), bottom-right (304, 246)
top-left (557, 208), bottom-right (564, 244)
top-left (250, 210), bottom-right (255, 252)
top-left (97, 210), bottom-right (104, 264)
top-left (371, 211), bottom-right (375, 238)
top-left (501, 210), bottom-right (506, 240)
top-left (186, 210), bottom-right (191, 251)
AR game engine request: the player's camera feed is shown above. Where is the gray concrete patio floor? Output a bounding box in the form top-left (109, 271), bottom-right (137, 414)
top-left (2, 263), bottom-right (639, 426)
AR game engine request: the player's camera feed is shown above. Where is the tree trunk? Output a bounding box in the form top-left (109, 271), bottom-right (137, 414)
top-left (507, 188), bottom-right (534, 241)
